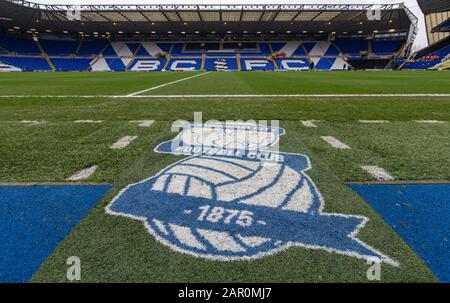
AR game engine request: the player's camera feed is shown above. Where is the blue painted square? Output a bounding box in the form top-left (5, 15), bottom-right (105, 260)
top-left (0, 185), bottom-right (111, 283)
top-left (349, 183), bottom-right (450, 282)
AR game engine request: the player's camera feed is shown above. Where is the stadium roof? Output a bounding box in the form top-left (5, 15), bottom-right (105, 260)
top-left (417, 0), bottom-right (450, 15)
top-left (0, 1), bottom-right (416, 41)
top-left (432, 18), bottom-right (450, 33)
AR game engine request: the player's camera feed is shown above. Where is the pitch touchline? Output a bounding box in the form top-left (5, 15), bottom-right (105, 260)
top-left (120, 94), bottom-right (450, 98)
top-left (126, 72), bottom-right (211, 97)
top-left (1, 93), bottom-right (450, 98)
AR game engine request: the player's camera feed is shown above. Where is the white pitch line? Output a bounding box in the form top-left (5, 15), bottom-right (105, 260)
top-left (129, 120), bottom-right (155, 127)
top-left (361, 166), bottom-right (394, 181)
top-left (301, 120), bottom-right (318, 128)
top-left (1, 93), bottom-right (450, 99)
top-left (321, 136), bottom-right (351, 149)
top-left (67, 165), bottom-right (98, 181)
top-left (74, 120), bottom-right (104, 123)
top-left (110, 136), bottom-right (138, 149)
top-left (359, 120), bottom-right (390, 123)
top-left (20, 120), bottom-right (46, 126)
top-left (415, 120), bottom-right (446, 124)
top-left (126, 72), bottom-right (211, 97)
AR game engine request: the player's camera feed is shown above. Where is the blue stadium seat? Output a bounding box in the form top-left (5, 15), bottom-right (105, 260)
top-left (240, 58), bottom-right (275, 71)
top-left (0, 55), bottom-right (51, 71)
top-left (40, 39), bottom-right (79, 56)
top-left (0, 37), bottom-right (41, 55)
top-left (51, 58), bottom-right (92, 71)
top-left (204, 57), bottom-right (238, 71)
top-left (166, 58), bottom-right (202, 71)
top-left (335, 38), bottom-right (368, 56)
top-left (77, 40), bottom-right (108, 56)
top-left (292, 47), bottom-right (307, 57)
top-left (278, 58), bottom-right (309, 70)
top-left (403, 45), bottom-right (450, 69)
top-left (170, 43), bottom-right (184, 56)
top-left (128, 58), bottom-right (166, 71)
top-left (258, 43), bottom-right (272, 56)
top-left (105, 58), bottom-right (127, 71)
top-left (0, 37), bottom-right (413, 72)
top-left (372, 40), bottom-right (404, 55)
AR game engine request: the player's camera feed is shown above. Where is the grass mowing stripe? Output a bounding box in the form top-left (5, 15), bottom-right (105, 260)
top-left (2, 94), bottom-right (450, 98)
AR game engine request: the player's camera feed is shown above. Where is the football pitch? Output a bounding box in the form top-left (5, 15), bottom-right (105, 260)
top-left (0, 70), bottom-right (449, 283)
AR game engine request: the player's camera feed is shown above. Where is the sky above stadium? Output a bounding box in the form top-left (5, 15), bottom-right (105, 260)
top-left (33, 0), bottom-right (428, 50)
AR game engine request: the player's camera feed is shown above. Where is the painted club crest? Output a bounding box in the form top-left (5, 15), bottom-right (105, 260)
top-left (106, 122), bottom-right (397, 265)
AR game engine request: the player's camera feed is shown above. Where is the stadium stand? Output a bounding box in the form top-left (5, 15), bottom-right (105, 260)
top-left (0, 36), bottom-right (41, 55)
top-left (51, 58), bottom-right (92, 71)
top-left (0, 55), bottom-right (51, 71)
top-left (39, 39), bottom-right (79, 56)
top-left (0, 60), bottom-right (21, 71)
top-left (0, 1), bottom-right (422, 72)
top-left (404, 45), bottom-right (450, 69)
top-left (0, 38), bottom-right (413, 71)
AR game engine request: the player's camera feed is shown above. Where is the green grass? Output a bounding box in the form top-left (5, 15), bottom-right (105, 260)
top-left (0, 70), bottom-right (449, 95)
top-left (0, 71), bottom-right (195, 95)
top-left (148, 70), bottom-right (450, 95)
top-left (0, 71), bottom-right (449, 282)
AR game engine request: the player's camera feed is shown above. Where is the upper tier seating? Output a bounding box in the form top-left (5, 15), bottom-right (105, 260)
top-left (335, 38), bottom-right (368, 56)
top-left (40, 39), bottom-right (79, 56)
top-left (77, 40), bottom-right (108, 56)
top-left (0, 37), bottom-right (40, 55)
top-left (372, 39), bottom-right (404, 56)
